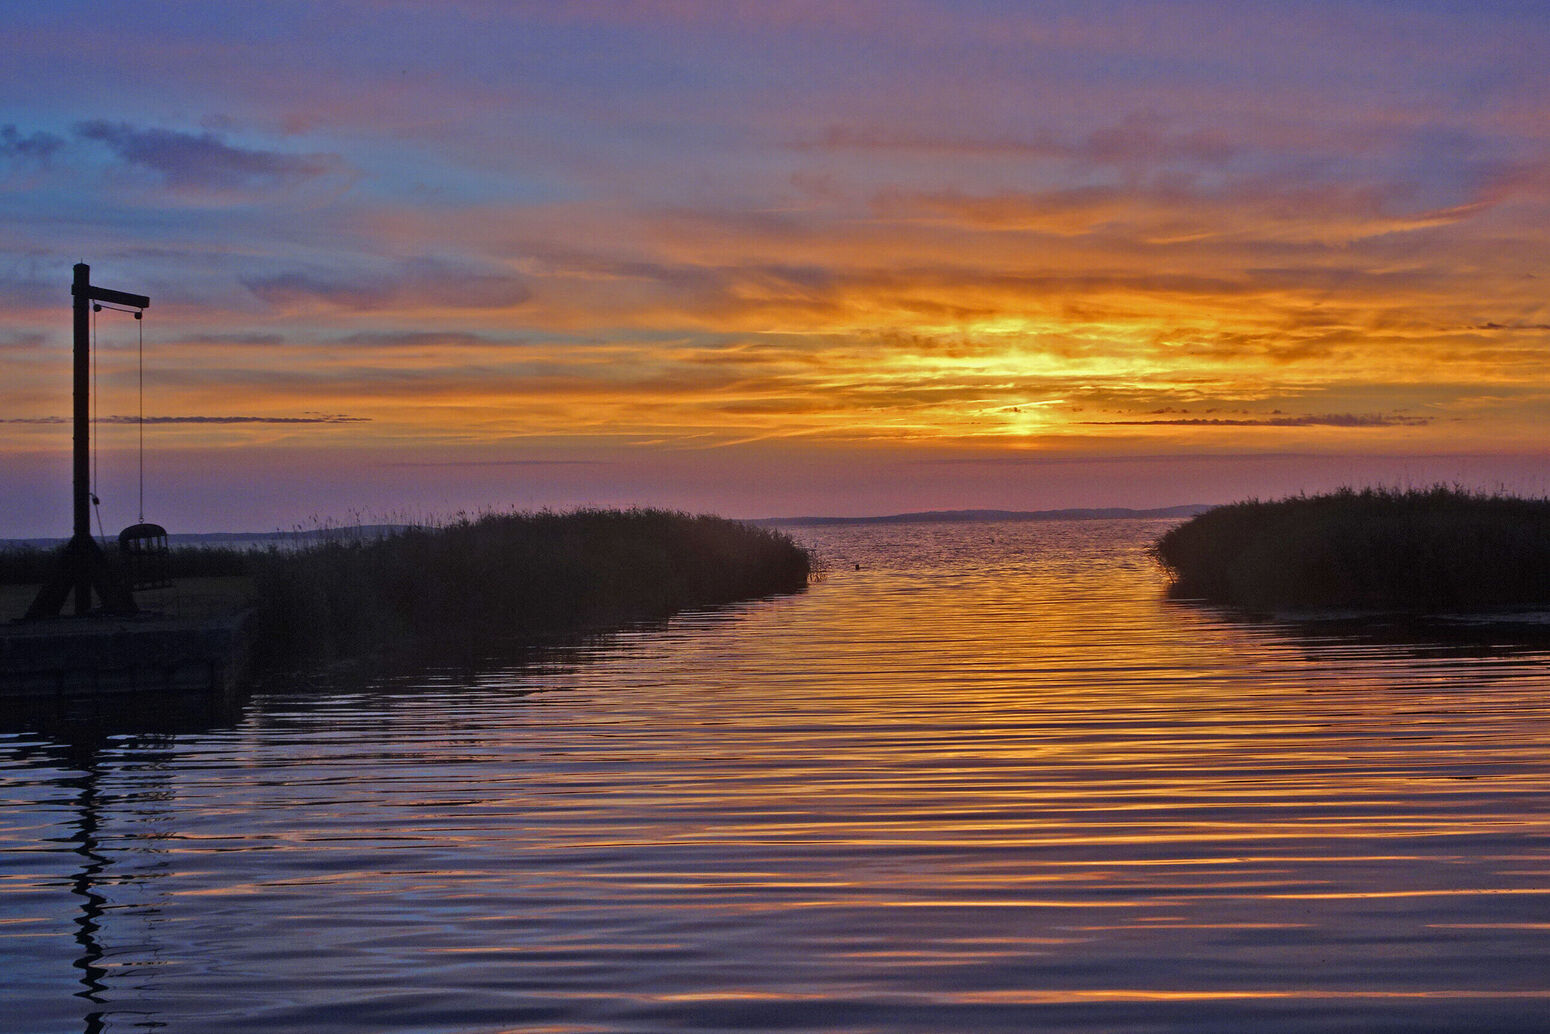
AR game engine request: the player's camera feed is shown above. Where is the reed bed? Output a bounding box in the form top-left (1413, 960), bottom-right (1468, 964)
top-left (1151, 486), bottom-right (1550, 610)
top-left (243, 508), bottom-right (811, 670)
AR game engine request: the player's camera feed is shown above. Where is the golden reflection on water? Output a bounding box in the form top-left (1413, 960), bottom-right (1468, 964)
top-left (4, 519), bottom-right (1550, 1032)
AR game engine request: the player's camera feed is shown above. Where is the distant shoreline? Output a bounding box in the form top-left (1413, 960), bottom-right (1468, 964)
top-left (3, 506), bottom-right (1215, 547)
top-left (757, 505), bottom-right (1212, 527)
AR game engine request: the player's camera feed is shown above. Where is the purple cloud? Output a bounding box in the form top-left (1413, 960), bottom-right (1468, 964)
top-left (74, 121), bottom-right (336, 189)
top-left (336, 331), bottom-right (500, 348)
top-left (0, 124), bottom-right (64, 163)
top-left (242, 260), bottom-right (532, 312)
top-left (382, 459), bottom-right (609, 467)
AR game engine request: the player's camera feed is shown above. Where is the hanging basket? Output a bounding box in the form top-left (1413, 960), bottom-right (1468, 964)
top-left (118, 522), bottom-right (172, 591)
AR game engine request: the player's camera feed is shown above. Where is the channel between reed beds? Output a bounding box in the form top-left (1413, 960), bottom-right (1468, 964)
top-left (1151, 486), bottom-right (1550, 611)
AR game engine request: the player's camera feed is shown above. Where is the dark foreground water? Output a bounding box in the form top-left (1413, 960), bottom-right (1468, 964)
top-left (4, 519), bottom-right (1550, 1033)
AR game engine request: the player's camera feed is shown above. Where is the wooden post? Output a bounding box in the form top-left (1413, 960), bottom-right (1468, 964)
top-left (72, 263), bottom-right (92, 614)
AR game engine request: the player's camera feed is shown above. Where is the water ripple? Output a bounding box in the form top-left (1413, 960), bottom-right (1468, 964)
top-left (5, 519), bottom-right (1550, 1032)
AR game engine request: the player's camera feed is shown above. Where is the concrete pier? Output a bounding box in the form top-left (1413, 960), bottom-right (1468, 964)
top-left (0, 612), bottom-right (251, 696)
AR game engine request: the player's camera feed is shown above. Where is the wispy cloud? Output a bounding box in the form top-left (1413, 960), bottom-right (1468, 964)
top-left (1476, 321), bottom-right (1550, 332)
top-left (0, 124), bottom-right (64, 164)
top-left (172, 333), bottom-right (287, 347)
top-left (2, 414), bottom-right (368, 425)
top-left (1089, 414), bottom-right (1433, 428)
top-left (75, 121), bottom-right (340, 190)
top-left (0, 330), bottom-right (47, 350)
top-left (801, 111), bottom-right (1237, 169)
top-left (242, 260), bottom-right (531, 312)
top-left (335, 330), bottom-right (504, 348)
top-left (381, 459), bottom-right (609, 467)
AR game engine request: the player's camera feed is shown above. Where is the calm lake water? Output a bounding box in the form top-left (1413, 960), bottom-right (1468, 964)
top-left (5, 519), bottom-right (1550, 1033)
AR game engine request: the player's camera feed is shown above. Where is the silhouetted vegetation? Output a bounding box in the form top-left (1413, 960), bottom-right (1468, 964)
top-left (0, 546), bottom-right (57, 585)
top-left (1152, 486), bottom-right (1550, 610)
top-left (243, 508), bottom-right (810, 670)
top-left (0, 542), bottom-right (250, 584)
top-left (4, 510), bottom-right (810, 672)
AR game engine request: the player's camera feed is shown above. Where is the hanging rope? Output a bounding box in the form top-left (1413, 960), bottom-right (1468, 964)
top-left (90, 303), bottom-right (104, 543)
top-left (85, 301), bottom-right (149, 535)
top-left (91, 302), bottom-right (98, 500)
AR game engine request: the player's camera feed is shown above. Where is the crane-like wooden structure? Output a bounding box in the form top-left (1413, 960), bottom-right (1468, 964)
top-left (25, 264), bottom-right (150, 619)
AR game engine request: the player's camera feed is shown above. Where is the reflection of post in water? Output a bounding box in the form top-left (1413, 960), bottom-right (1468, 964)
top-left (65, 761), bottom-right (109, 1034)
top-left (6, 693), bottom-right (244, 1034)
top-left (46, 725), bottom-right (192, 1034)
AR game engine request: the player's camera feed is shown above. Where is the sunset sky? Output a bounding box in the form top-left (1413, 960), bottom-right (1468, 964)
top-left (3, 1), bottom-right (1548, 536)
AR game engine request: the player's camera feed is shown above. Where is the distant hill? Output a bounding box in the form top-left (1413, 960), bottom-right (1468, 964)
top-left (756, 505), bottom-right (1213, 527)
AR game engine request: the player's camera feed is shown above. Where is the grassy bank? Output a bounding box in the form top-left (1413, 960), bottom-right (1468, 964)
top-left (1, 542), bottom-right (254, 624)
top-left (243, 508), bottom-right (810, 670)
top-left (1151, 487), bottom-right (1550, 610)
top-left (3, 509), bottom-right (811, 671)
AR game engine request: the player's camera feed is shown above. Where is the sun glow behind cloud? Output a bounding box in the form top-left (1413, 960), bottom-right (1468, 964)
top-left (1, 1), bottom-right (1548, 533)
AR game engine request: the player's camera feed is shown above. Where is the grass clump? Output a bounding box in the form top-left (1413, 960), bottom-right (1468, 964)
top-left (1151, 486), bottom-right (1550, 611)
top-left (244, 508), bottom-right (811, 671)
